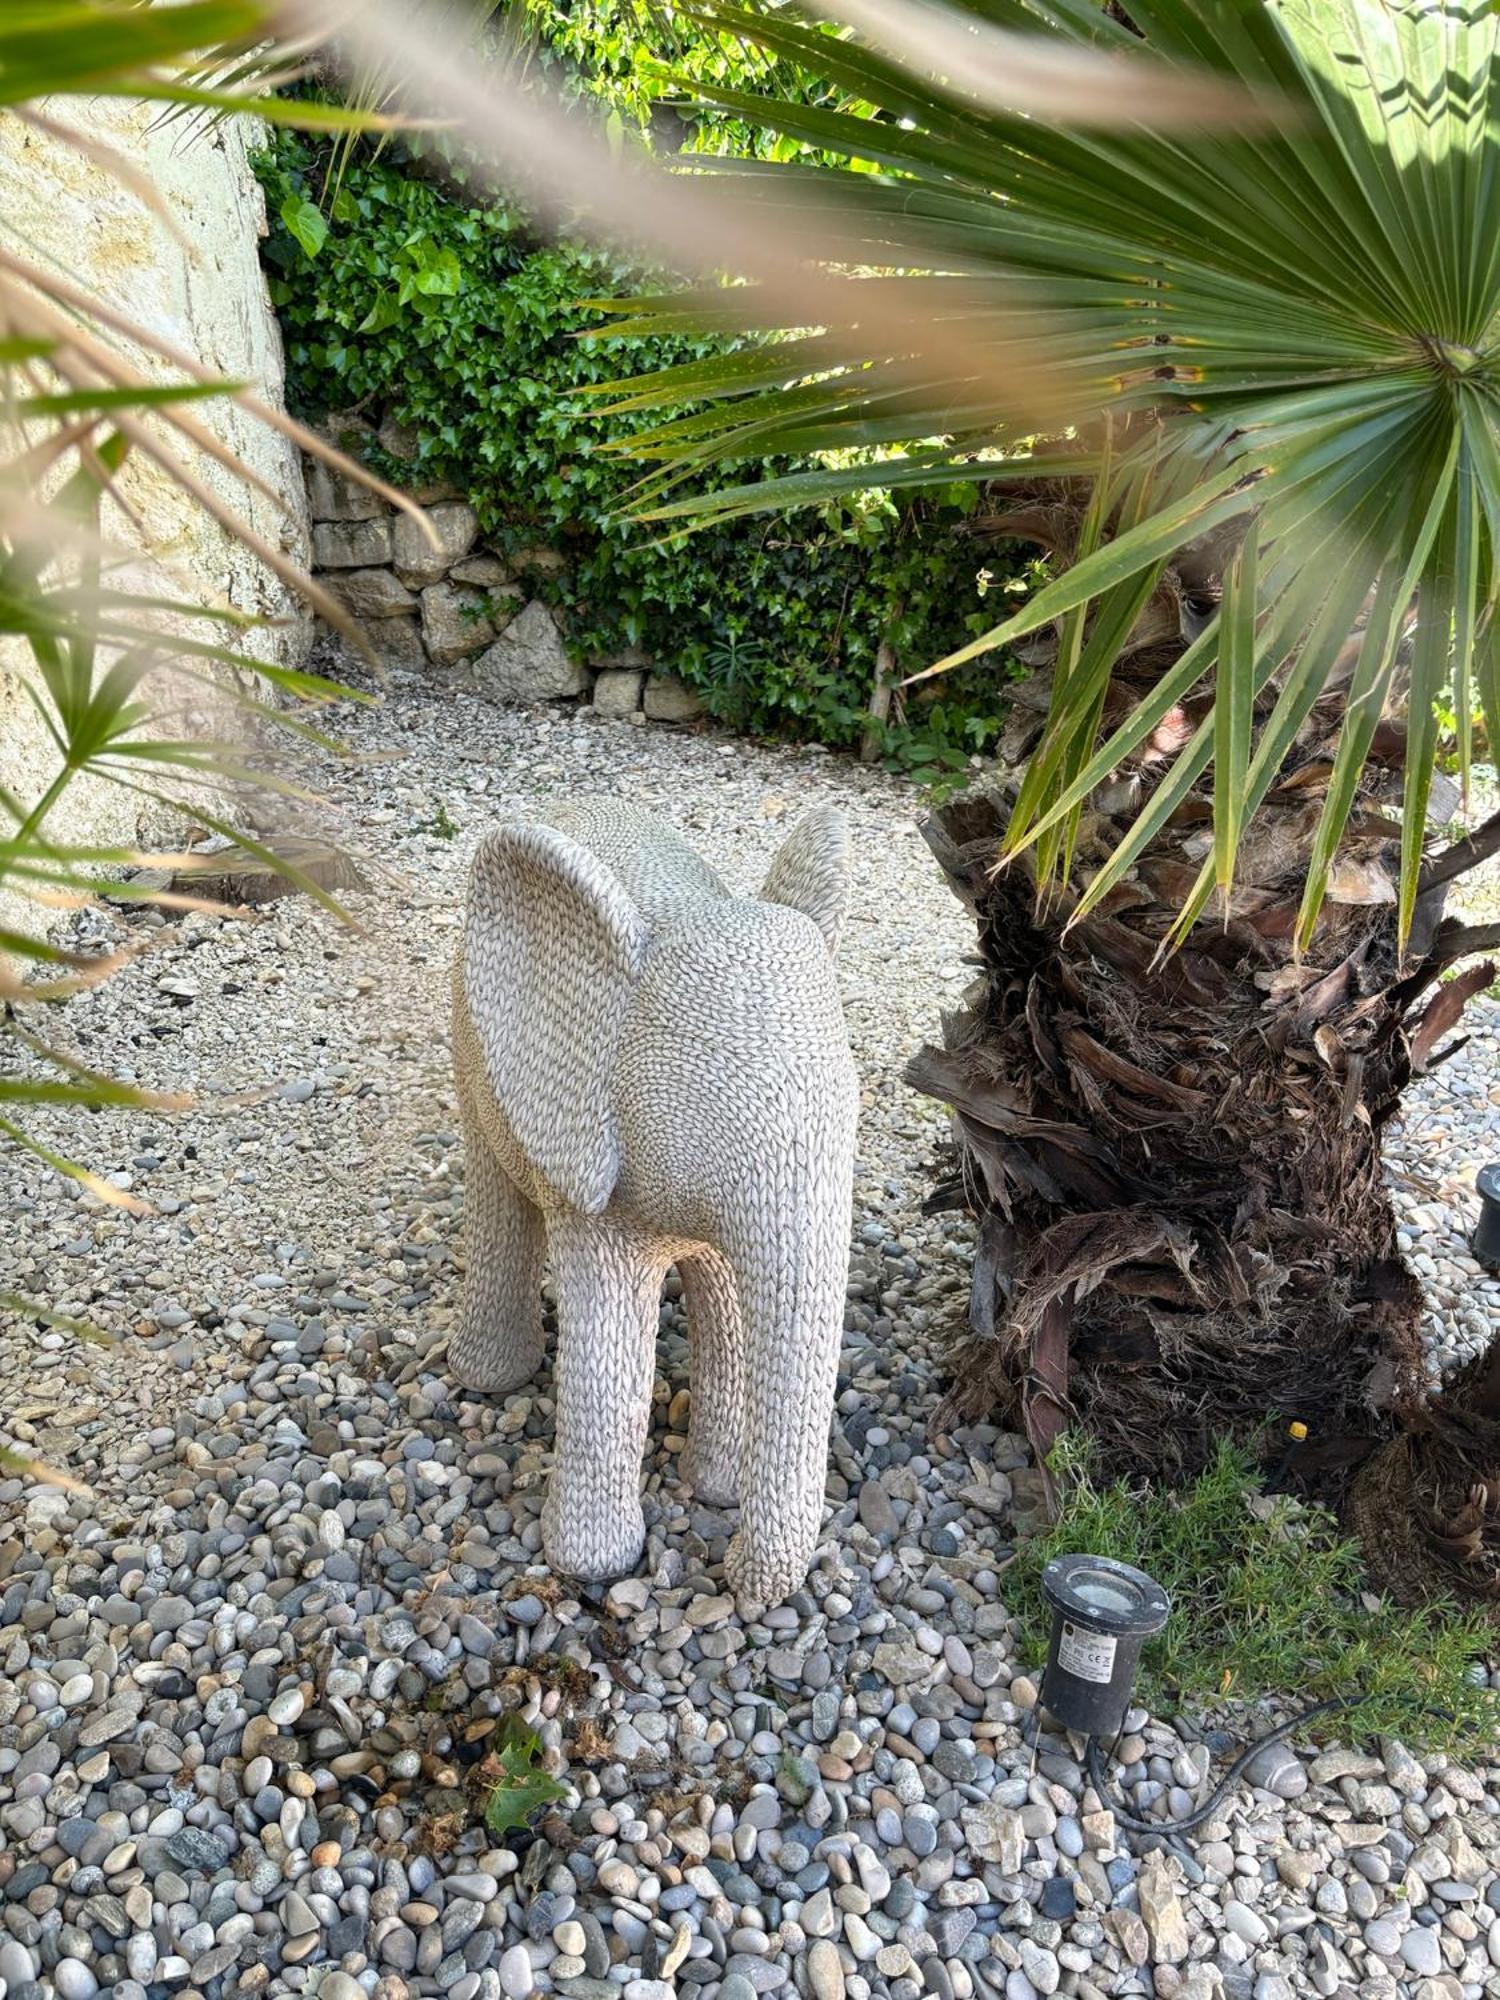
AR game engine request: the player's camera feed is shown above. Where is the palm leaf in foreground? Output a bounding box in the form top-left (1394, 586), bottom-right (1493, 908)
top-left (0, 1), bottom-right (407, 1474)
top-left (601, 0), bottom-right (1500, 949)
top-left (584, 0), bottom-right (1500, 1604)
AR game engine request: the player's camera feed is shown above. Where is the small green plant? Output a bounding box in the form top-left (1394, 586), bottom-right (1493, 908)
top-left (1008, 1437), bottom-right (1498, 1750)
top-left (479, 1716), bottom-right (568, 1837)
top-left (459, 593), bottom-right (505, 627)
top-left (414, 802), bottom-right (460, 841)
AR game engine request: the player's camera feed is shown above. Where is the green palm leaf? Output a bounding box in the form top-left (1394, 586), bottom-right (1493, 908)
top-left (599, 0), bottom-right (1500, 943)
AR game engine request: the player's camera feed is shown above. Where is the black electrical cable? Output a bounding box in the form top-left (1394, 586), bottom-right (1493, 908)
top-left (1085, 1695), bottom-right (1453, 1839)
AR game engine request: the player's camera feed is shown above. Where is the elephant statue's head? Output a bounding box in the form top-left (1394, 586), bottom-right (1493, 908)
top-left (462, 800), bottom-right (856, 1226)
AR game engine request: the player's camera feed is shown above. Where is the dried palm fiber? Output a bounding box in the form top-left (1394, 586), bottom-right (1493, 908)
top-left (912, 478), bottom-right (1500, 1599)
top-left (1350, 1343), bottom-right (1500, 1607)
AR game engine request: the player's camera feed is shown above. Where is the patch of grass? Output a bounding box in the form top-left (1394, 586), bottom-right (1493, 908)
top-left (1006, 1436), bottom-right (1498, 1751)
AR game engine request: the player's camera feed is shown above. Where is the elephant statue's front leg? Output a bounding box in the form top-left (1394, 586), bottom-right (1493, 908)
top-left (542, 1213), bottom-right (664, 1581)
top-left (721, 1143), bottom-right (854, 1604)
top-left (678, 1249), bottom-right (744, 1506)
top-left (450, 1087), bottom-right (547, 1395)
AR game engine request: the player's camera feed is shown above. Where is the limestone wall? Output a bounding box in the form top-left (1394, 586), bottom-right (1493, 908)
top-left (0, 101), bottom-right (309, 936)
top-left (306, 411), bottom-right (705, 725)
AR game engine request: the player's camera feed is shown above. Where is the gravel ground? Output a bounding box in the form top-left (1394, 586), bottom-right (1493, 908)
top-left (2, 673), bottom-right (1500, 2000)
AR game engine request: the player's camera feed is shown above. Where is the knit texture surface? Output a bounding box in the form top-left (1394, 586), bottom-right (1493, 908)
top-left (453, 799), bottom-right (859, 1600)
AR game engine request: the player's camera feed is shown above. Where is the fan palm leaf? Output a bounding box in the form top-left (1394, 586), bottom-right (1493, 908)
top-left (593, 0), bottom-right (1500, 949)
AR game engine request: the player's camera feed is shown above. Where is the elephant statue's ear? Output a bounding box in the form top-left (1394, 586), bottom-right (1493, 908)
top-left (464, 822), bottom-right (648, 1214)
top-left (760, 805), bottom-right (850, 957)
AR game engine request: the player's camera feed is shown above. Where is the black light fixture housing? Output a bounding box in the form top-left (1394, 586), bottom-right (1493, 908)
top-left (1475, 1163), bottom-right (1500, 1272)
top-left (1039, 1553), bottom-right (1171, 1740)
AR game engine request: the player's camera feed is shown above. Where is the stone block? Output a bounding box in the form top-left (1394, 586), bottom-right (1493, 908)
top-left (378, 414), bottom-right (420, 461)
top-left (321, 568), bottom-right (415, 619)
top-left (409, 478), bottom-right (463, 505)
top-left (393, 502), bottom-right (479, 585)
top-left (643, 674), bottom-right (705, 723)
top-left (353, 616), bottom-right (425, 670)
top-left (508, 545), bottom-right (569, 576)
top-left (318, 411), bottom-right (376, 451)
top-left (420, 581), bottom-right (516, 668)
top-left (449, 553), bottom-right (513, 587)
top-left (592, 669), bottom-right (645, 717)
top-left (473, 601), bottom-right (586, 703)
top-left (313, 518), bottom-right (392, 569)
top-left (306, 457), bottom-right (385, 522)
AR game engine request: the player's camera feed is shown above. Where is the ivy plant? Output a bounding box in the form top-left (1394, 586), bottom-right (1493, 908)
top-left (254, 133), bottom-right (1031, 776)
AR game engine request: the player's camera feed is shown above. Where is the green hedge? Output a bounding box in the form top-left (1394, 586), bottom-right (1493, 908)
top-left (256, 135), bottom-right (1033, 778)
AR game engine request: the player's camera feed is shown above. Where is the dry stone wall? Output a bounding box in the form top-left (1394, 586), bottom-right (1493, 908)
top-left (306, 414), bottom-right (705, 725)
top-left (0, 104), bottom-right (309, 942)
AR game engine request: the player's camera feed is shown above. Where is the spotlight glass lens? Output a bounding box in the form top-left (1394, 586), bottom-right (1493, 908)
top-left (1072, 1570), bottom-right (1143, 1617)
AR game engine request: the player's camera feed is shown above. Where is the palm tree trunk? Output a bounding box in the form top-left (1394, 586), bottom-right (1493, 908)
top-left (911, 785), bottom-right (1499, 1600)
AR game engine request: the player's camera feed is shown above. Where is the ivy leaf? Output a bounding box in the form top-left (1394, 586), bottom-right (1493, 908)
top-left (413, 247), bottom-right (463, 297)
top-left (357, 292), bottom-right (401, 336)
top-left (480, 1717), bottom-right (568, 1837)
top-left (279, 195), bottom-right (328, 262)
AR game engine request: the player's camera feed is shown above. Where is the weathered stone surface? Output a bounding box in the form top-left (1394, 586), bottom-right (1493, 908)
top-left (317, 412), bottom-right (377, 456)
top-left (643, 674), bottom-right (705, 722)
top-left (1242, 1739), bottom-right (1308, 1799)
top-left (322, 568), bottom-right (415, 619)
top-left (420, 581), bottom-right (512, 667)
top-left (450, 553), bottom-right (513, 587)
top-left (0, 102), bottom-right (310, 948)
top-left (1108, 1909), bottom-right (1150, 1968)
top-left (354, 616), bottom-right (426, 671)
top-left (807, 1941), bottom-right (844, 2000)
top-left (378, 414), bottom-right (420, 461)
top-left (508, 545), bottom-right (569, 576)
top-left (306, 459), bottom-right (384, 523)
top-left (393, 501), bottom-right (479, 584)
top-left (592, 668), bottom-right (645, 717)
top-left (473, 601), bottom-right (586, 702)
top-left (1137, 1851), bottom-right (1190, 1964)
top-left (871, 1643), bottom-right (936, 1687)
top-left (313, 519), bottom-right (393, 570)
top-left (375, 416), bottom-right (457, 498)
top-left (960, 1802), bottom-right (1023, 1872)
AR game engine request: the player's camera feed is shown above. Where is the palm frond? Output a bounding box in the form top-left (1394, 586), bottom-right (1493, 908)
top-left (587, 0), bottom-right (1500, 947)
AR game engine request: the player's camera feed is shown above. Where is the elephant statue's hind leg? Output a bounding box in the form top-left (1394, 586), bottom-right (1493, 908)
top-left (678, 1249), bottom-right (744, 1506)
top-left (542, 1214), bottom-right (663, 1581)
top-left (450, 1102), bottom-right (546, 1395)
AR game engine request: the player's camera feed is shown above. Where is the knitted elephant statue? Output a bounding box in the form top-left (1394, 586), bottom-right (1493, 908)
top-left (451, 798), bottom-right (859, 1602)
